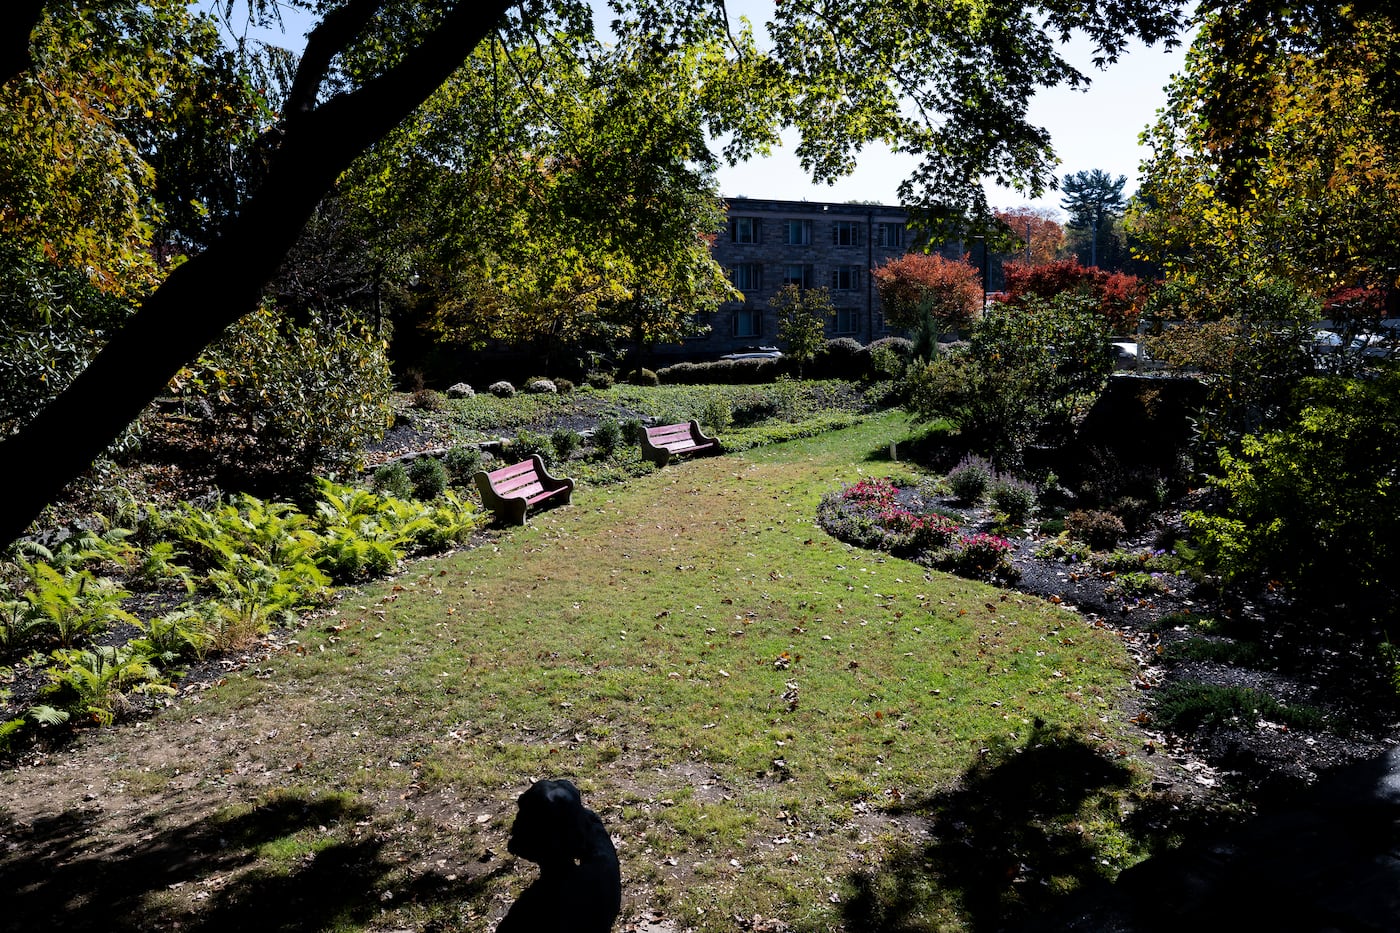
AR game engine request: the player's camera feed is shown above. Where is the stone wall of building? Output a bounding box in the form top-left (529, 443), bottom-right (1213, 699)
top-left (656, 197), bottom-right (924, 360)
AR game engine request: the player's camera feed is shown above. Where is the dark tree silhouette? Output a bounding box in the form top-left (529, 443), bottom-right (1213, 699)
top-left (1060, 168), bottom-right (1127, 268)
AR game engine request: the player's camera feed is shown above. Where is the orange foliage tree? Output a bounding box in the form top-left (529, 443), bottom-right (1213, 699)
top-left (994, 207), bottom-right (1065, 265)
top-left (871, 252), bottom-right (983, 334)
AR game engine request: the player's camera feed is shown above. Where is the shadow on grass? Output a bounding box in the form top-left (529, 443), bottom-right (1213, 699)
top-left (0, 790), bottom-right (503, 933)
top-left (841, 723), bottom-right (1135, 933)
top-left (842, 726), bottom-right (1400, 932)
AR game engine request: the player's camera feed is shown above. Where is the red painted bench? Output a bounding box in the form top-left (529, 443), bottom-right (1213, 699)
top-left (473, 455), bottom-right (575, 525)
top-left (640, 420), bottom-right (722, 467)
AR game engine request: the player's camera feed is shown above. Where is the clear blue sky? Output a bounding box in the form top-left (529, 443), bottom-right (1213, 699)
top-left (213, 2), bottom-right (1190, 217)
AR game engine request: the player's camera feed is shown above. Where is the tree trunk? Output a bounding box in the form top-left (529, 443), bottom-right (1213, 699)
top-left (0, 0), bottom-right (516, 546)
top-left (0, 0), bottom-right (48, 85)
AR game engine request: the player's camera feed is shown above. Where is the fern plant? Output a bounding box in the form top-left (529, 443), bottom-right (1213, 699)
top-left (137, 541), bottom-right (195, 593)
top-left (0, 595), bottom-right (45, 659)
top-left (130, 609), bottom-right (211, 665)
top-left (42, 646), bottom-right (173, 726)
top-left (46, 520), bottom-right (137, 573)
top-left (411, 489), bottom-right (481, 552)
top-left (204, 556), bottom-right (330, 651)
top-left (22, 561), bottom-right (136, 648)
top-left (173, 493), bottom-right (318, 573)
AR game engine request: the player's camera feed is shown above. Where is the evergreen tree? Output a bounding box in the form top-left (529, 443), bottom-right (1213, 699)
top-left (1059, 169), bottom-right (1127, 268)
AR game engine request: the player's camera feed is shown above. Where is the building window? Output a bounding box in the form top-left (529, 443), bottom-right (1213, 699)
top-left (832, 220), bottom-right (861, 246)
top-left (785, 219), bottom-right (812, 245)
top-left (730, 263), bottom-right (762, 293)
top-left (833, 308), bottom-right (860, 334)
top-left (783, 264), bottom-right (813, 288)
top-left (730, 216), bottom-right (762, 244)
top-left (830, 265), bottom-right (861, 291)
top-left (734, 307), bottom-right (762, 338)
top-left (685, 311), bottom-right (712, 340)
top-left (878, 222), bottom-right (905, 248)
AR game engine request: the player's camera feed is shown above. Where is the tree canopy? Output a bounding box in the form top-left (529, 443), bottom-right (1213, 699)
top-left (1133, 3), bottom-right (1400, 294)
top-left (871, 252), bottom-right (983, 334)
top-left (346, 23), bottom-right (738, 360)
top-left (0, 0), bottom-right (1197, 544)
top-left (993, 206), bottom-right (1065, 266)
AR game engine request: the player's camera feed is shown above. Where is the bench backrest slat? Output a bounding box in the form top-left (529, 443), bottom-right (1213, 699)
top-left (647, 425), bottom-right (692, 442)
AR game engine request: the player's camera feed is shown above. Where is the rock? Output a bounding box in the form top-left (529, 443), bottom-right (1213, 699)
top-left (446, 382), bottom-right (475, 398)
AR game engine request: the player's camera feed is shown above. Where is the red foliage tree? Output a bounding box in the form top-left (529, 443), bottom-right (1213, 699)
top-left (871, 252), bottom-right (983, 333)
top-left (1323, 284), bottom-right (1389, 326)
top-left (1002, 258), bottom-right (1145, 334)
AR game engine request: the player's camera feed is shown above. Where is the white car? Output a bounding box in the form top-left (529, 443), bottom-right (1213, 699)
top-left (721, 346), bottom-right (783, 361)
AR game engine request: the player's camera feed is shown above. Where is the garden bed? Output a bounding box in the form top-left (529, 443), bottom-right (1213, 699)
top-left (816, 475), bottom-right (1400, 801)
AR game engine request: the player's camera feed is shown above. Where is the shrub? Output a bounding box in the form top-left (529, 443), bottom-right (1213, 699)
top-left (1066, 509), bottom-right (1126, 550)
top-left (551, 428), bottom-right (582, 460)
top-left (407, 457), bottom-right (449, 500)
top-left (171, 306), bottom-right (393, 485)
top-left (372, 462), bottom-right (414, 500)
top-left (871, 252), bottom-right (981, 336)
top-left (1002, 258), bottom-right (1146, 334)
top-left (867, 336), bottom-right (913, 380)
top-left (621, 418), bottom-right (646, 445)
top-left (1032, 536), bottom-right (1091, 563)
top-left (816, 337), bottom-right (866, 380)
top-left (990, 475), bottom-right (1037, 524)
top-left (586, 372), bottom-right (614, 390)
top-left (592, 418), bottom-right (622, 455)
top-left (1154, 683), bottom-right (1324, 733)
top-left (488, 380), bottom-right (516, 398)
top-left (625, 368), bottom-right (659, 387)
top-left (701, 394), bottom-right (734, 433)
top-left (410, 388), bottom-right (445, 411)
top-left (907, 293), bottom-right (1113, 469)
top-left (941, 532), bottom-right (1016, 579)
top-left (658, 358), bottom-right (785, 385)
top-left (1185, 369), bottom-right (1400, 620)
top-left (553, 377), bottom-right (575, 394)
top-left (441, 446), bottom-right (483, 486)
top-left (509, 430), bottom-right (552, 464)
top-left (946, 455), bottom-right (994, 503)
top-left (524, 377), bottom-right (558, 394)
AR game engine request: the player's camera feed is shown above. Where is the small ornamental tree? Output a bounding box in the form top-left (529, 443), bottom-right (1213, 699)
top-left (1002, 258), bottom-right (1145, 334)
top-left (871, 253), bottom-right (982, 338)
top-left (771, 284), bottom-right (834, 375)
top-left (994, 206), bottom-right (1066, 265)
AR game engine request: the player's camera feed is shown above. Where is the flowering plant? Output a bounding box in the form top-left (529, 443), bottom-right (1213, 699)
top-left (817, 478), bottom-right (1012, 579)
top-left (942, 532), bottom-right (1015, 577)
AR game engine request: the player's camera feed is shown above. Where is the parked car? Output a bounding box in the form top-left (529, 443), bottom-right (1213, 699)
top-left (721, 346), bottom-right (783, 361)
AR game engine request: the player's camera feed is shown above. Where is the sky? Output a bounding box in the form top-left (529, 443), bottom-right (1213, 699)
top-left (712, 5), bottom-right (1192, 215)
top-left (213, 2), bottom-right (1191, 217)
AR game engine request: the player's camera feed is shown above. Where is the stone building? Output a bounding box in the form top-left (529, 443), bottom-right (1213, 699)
top-left (657, 197), bottom-right (917, 359)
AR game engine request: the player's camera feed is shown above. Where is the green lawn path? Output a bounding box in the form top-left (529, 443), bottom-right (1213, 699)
top-left (32, 412), bottom-right (1143, 932)
top-left (272, 412), bottom-right (1139, 929)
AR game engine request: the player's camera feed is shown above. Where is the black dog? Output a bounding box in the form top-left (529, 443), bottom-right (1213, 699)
top-left (497, 778), bottom-right (621, 933)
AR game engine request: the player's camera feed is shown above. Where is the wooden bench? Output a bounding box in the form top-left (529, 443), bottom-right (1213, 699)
top-left (473, 455), bottom-right (575, 525)
top-left (640, 420), bottom-right (722, 467)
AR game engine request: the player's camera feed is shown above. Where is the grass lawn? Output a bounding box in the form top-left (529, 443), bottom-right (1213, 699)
top-left (0, 412), bottom-right (1148, 932)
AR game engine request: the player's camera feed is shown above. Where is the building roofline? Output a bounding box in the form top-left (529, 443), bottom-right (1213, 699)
top-left (722, 196), bottom-right (906, 216)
